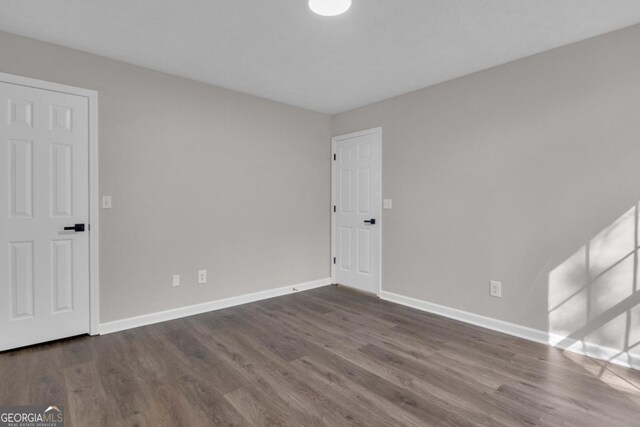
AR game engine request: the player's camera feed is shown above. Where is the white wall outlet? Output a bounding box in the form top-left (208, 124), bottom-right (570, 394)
top-left (172, 274), bottom-right (180, 287)
top-left (383, 199), bottom-right (393, 209)
top-left (102, 195), bottom-right (112, 209)
top-left (490, 280), bottom-right (502, 298)
top-left (198, 270), bottom-right (207, 284)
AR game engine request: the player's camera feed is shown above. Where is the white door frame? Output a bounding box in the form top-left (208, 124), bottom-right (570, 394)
top-left (0, 72), bottom-right (100, 335)
top-left (331, 127), bottom-right (382, 296)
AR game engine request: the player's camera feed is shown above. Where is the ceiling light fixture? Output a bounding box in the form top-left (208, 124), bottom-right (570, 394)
top-left (308, 0), bottom-right (352, 17)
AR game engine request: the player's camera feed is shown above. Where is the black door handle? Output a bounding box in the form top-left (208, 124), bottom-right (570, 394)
top-left (364, 219), bottom-right (376, 225)
top-left (64, 224), bottom-right (85, 232)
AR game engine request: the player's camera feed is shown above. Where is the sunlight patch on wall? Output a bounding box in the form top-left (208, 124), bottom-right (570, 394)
top-left (548, 205), bottom-right (639, 362)
top-left (585, 312), bottom-right (627, 350)
top-left (549, 246), bottom-right (588, 338)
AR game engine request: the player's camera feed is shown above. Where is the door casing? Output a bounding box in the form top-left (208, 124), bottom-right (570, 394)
top-left (331, 127), bottom-right (382, 296)
top-left (0, 72), bottom-right (100, 335)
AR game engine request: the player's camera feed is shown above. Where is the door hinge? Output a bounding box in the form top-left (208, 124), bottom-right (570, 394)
top-left (333, 205), bottom-right (336, 213)
top-left (333, 153), bottom-right (336, 161)
top-left (333, 257), bottom-right (336, 264)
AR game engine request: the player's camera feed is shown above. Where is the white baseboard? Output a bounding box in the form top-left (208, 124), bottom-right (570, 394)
top-left (99, 277), bottom-right (332, 335)
top-left (380, 290), bottom-right (640, 371)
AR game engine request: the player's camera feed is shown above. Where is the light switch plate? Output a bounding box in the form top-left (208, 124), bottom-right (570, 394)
top-left (383, 199), bottom-right (393, 209)
top-left (490, 281), bottom-right (502, 298)
top-left (102, 195), bottom-right (112, 209)
top-left (198, 270), bottom-right (207, 284)
top-left (172, 274), bottom-right (180, 287)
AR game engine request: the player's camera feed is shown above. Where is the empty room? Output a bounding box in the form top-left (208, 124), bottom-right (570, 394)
top-left (1, 1), bottom-right (640, 425)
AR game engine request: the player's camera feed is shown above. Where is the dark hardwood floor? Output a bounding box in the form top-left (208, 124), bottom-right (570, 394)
top-left (1, 285), bottom-right (639, 426)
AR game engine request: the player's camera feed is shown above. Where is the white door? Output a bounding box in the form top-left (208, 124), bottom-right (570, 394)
top-left (0, 81), bottom-right (90, 351)
top-left (332, 128), bottom-right (381, 294)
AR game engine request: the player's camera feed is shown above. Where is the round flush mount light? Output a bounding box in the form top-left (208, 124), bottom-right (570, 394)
top-left (308, 0), bottom-right (352, 16)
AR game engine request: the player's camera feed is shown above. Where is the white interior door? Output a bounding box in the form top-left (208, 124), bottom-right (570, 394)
top-left (332, 128), bottom-right (381, 294)
top-left (0, 81), bottom-right (90, 351)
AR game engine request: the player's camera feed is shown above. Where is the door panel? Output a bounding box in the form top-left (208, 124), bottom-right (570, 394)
top-left (51, 239), bottom-right (74, 313)
top-left (358, 168), bottom-right (371, 213)
top-left (51, 143), bottom-right (73, 217)
top-left (1, 81), bottom-right (90, 351)
top-left (9, 139), bottom-right (33, 218)
top-left (357, 228), bottom-right (371, 274)
top-left (9, 241), bottom-right (35, 319)
top-left (339, 227), bottom-right (352, 271)
top-left (333, 129), bottom-right (381, 294)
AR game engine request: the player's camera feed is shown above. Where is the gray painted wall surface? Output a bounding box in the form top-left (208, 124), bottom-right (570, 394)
top-left (0, 31), bottom-right (332, 323)
top-left (3, 23), bottom-right (640, 358)
top-left (333, 25), bottom-right (640, 355)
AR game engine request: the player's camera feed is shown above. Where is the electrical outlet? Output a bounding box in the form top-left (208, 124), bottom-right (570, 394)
top-left (172, 274), bottom-right (180, 287)
top-left (490, 281), bottom-right (502, 298)
top-left (383, 199), bottom-right (393, 209)
top-left (102, 195), bottom-right (112, 209)
top-left (198, 270), bottom-right (207, 284)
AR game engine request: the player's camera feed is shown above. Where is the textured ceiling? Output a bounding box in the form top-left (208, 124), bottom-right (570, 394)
top-left (1, 0), bottom-right (640, 114)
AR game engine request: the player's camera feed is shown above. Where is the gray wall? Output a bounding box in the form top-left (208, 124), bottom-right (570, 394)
top-left (3, 23), bottom-right (639, 356)
top-left (333, 24), bottom-right (640, 355)
top-left (0, 31), bottom-right (331, 323)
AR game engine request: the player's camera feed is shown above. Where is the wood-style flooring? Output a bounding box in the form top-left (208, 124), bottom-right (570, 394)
top-left (1, 285), bottom-right (639, 426)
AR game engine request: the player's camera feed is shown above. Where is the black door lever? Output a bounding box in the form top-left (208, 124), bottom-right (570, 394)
top-left (64, 224), bottom-right (85, 232)
top-left (364, 219), bottom-right (376, 225)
